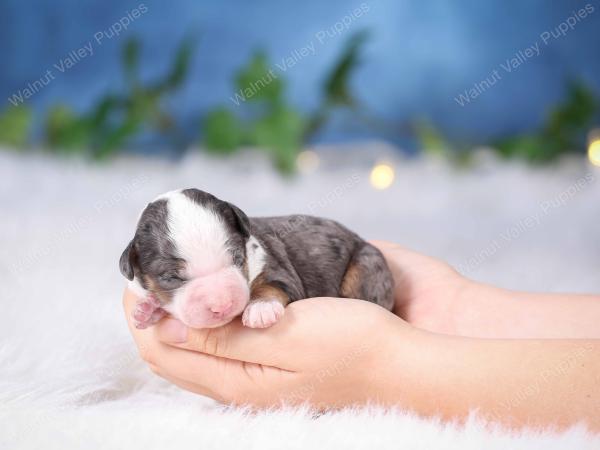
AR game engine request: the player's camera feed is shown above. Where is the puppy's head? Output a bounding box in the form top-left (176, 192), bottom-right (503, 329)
top-left (120, 188), bottom-right (260, 328)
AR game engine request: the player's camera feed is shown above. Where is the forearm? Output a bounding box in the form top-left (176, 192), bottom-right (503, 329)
top-left (456, 281), bottom-right (600, 339)
top-left (382, 328), bottom-right (600, 431)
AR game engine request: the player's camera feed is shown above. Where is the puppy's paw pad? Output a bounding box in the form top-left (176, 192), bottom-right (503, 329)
top-left (242, 300), bottom-right (285, 328)
top-left (133, 295), bottom-right (166, 329)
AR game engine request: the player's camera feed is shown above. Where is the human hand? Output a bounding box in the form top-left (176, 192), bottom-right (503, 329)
top-left (371, 240), bottom-right (469, 335)
top-left (123, 288), bottom-right (414, 408)
top-left (123, 265), bottom-right (600, 427)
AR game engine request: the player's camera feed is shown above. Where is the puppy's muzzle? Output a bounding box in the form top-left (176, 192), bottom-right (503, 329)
top-left (178, 267), bottom-right (249, 328)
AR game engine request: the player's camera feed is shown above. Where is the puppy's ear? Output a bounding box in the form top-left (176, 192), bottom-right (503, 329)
top-left (226, 202), bottom-right (251, 239)
top-left (119, 239), bottom-right (137, 281)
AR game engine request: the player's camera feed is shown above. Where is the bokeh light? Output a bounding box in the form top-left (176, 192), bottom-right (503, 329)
top-left (588, 139), bottom-right (600, 167)
top-left (369, 163), bottom-right (395, 190)
top-left (296, 150), bottom-right (320, 173)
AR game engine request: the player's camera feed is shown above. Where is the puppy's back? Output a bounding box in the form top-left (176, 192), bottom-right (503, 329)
top-left (250, 215), bottom-right (394, 309)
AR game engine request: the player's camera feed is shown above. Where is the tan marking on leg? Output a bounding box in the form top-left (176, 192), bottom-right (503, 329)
top-left (340, 261), bottom-right (363, 299)
top-left (243, 272), bottom-right (289, 328)
top-left (249, 272), bottom-right (290, 306)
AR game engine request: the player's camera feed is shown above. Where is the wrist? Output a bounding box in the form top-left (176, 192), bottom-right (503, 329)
top-left (423, 272), bottom-right (477, 337)
top-left (452, 279), bottom-right (518, 338)
top-left (376, 322), bottom-right (491, 421)
top-left (449, 278), bottom-right (486, 337)
top-left (375, 320), bottom-right (453, 413)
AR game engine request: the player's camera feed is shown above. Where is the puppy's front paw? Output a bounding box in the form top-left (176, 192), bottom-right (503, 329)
top-left (242, 299), bottom-right (285, 328)
top-left (133, 294), bottom-right (166, 329)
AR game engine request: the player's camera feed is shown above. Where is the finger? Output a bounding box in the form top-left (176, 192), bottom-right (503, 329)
top-left (368, 239), bottom-right (397, 252)
top-left (122, 286), bottom-right (138, 322)
top-left (370, 240), bottom-right (450, 272)
top-left (148, 339), bottom-right (295, 405)
top-left (158, 369), bottom-right (295, 409)
top-left (369, 240), bottom-right (424, 266)
top-left (123, 288), bottom-right (157, 360)
top-left (368, 241), bottom-right (428, 315)
top-left (149, 356), bottom-right (231, 403)
top-left (149, 360), bottom-right (226, 402)
top-left (369, 240), bottom-right (412, 281)
top-left (155, 313), bottom-right (305, 370)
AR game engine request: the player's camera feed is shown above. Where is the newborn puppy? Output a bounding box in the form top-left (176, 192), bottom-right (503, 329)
top-left (120, 189), bottom-right (394, 329)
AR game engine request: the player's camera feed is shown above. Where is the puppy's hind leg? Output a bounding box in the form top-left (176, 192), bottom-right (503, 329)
top-left (340, 243), bottom-right (395, 311)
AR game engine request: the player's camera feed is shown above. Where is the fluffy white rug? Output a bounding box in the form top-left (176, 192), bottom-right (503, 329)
top-left (1, 145), bottom-right (599, 449)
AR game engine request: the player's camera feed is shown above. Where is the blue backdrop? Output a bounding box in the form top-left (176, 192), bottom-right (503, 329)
top-left (1, 0), bottom-right (599, 146)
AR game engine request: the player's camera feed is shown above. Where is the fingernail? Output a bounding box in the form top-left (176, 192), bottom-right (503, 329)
top-left (159, 318), bottom-right (188, 343)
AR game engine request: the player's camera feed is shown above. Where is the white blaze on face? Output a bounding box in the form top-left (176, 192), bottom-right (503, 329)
top-left (153, 190), bottom-right (252, 327)
top-left (161, 190), bottom-right (232, 278)
top-left (131, 189), bottom-right (268, 328)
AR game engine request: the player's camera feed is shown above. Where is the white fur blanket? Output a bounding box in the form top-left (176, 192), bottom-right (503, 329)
top-left (1, 145), bottom-right (599, 449)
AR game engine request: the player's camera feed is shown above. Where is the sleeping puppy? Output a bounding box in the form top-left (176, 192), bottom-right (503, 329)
top-left (120, 188), bottom-right (394, 329)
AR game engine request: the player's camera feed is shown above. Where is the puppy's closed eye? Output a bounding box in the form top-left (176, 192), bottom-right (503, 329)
top-left (158, 272), bottom-right (185, 290)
